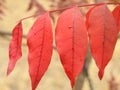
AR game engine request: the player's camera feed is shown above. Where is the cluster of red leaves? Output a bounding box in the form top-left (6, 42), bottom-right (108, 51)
top-left (7, 3), bottom-right (120, 90)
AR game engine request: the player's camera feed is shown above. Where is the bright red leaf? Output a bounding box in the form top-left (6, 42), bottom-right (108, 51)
top-left (112, 5), bottom-right (120, 31)
top-left (55, 6), bottom-right (88, 87)
top-left (7, 21), bottom-right (23, 75)
top-left (27, 12), bottom-right (53, 90)
top-left (86, 4), bottom-right (118, 79)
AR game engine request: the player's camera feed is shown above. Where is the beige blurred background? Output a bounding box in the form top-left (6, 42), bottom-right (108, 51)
top-left (0, 0), bottom-right (120, 90)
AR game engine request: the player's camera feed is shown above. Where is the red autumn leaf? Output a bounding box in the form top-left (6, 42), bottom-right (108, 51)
top-left (7, 22), bottom-right (23, 75)
top-left (55, 6), bottom-right (88, 87)
top-left (86, 4), bottom-right (118, 79)
top-left (112, 5), bottom-right (120, 31)
top-left (27, 12), bottom-right (53, 90)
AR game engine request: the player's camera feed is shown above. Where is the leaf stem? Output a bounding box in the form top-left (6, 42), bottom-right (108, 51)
top-left (49, 2), bottom-right (120, 13)
top-left (19, 14), bottom-right (37, 22)
top-left (20, 2), bottom-right (120, 21)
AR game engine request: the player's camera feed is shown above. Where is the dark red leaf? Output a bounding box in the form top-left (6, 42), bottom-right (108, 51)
top-left (112, 5), bottom-right (120, 31)
top-left (86, 4), bottom-right (118, 79)
top-left (55, 6), bottom-right (88, 87)
top-left (7, 22), bottom-right (23, 75)
top-left (27, 12), bottom-right (53, 90)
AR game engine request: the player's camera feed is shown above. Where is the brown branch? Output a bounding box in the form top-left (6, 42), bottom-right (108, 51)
top-left (0, 30), bottom-right (26, 38)
top-left (0, 30), bottom-right (56, 49)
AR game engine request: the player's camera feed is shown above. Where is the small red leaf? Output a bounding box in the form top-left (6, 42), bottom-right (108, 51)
top-left (112, 5), bottom-right (120, 31)
top-left (7, 22), bottom-right (23, 75)
top-left (27, 12), bottom-right (53, 90)
top-left (86, 4), bottom-right (118, 79)
top-left (55, 6), bottom-right (88, 87)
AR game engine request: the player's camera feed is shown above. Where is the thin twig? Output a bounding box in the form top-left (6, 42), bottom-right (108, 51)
top-left (17, 2), bottom-right (120, 22)
top-left (49, 2), bottom-right (120, 13)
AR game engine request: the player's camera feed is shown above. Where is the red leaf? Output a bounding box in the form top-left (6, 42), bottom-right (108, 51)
top-left (55, 6), bottom-right (88, 87)
top-left (86, 4), bottom-right (118, 79)
top-left (112, 5), bottom-right (120, 31)
top-left (27, 12), bottom-right (53, 90)
top-left (7, 22), bottom-right (23, 75)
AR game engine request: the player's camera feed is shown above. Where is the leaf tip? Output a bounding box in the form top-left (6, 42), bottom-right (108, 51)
top-left (32, 87), bottom-right (35, 90)
top-left (70, 78), bottom-right (75, 88)
top-left (98, 70), bottom-right (104, 80)
top-left (32, 84), bottom-right (37, 90)
top-left (6, 61), bottom-right (15, 76)
top-left (6, 68), bottom-right (12, 76)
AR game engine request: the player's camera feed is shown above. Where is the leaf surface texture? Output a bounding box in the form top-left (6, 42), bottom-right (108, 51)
top-left (55, 6), bottom-right (88, 87)
top-left (7, 22), bottom-right (23, 75)
top-left (27, 12), bottom-right (53, 90)
top-left (86, 4), bottom-right (118, 79)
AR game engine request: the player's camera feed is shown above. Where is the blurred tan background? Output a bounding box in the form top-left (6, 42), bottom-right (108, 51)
top-left (0, 0), bottom-right (120, 90)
